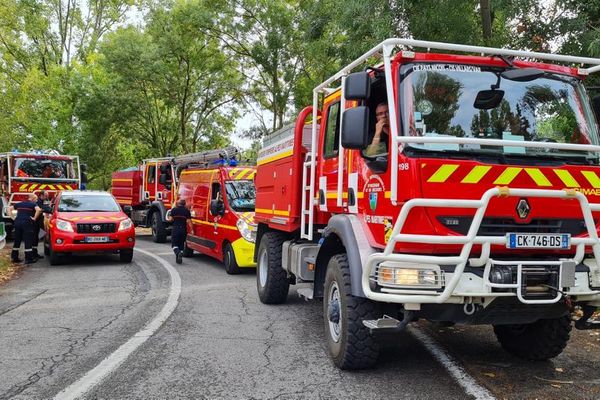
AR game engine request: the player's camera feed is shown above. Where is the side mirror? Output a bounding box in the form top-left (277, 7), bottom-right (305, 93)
top-left (123, 205), bottom-right (132, 216)
top-left (341, 106), bottom-right (370, 149)
top-left (210, 199), bottom-right (225, 216)
top-left (592, 95), bottom-right (600, 123)
top-left (344, 71), bottom-right (371, 100)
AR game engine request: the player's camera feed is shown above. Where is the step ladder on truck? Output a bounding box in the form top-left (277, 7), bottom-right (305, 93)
top-left (253, 38), bottom-right (600, 370)
top-left (111, 147), bottom-right (239, 243)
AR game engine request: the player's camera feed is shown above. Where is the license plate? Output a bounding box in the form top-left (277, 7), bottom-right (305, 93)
top-left (85, 236), bottom-right (109, 243)
top-left (506, 233), bottom-right (570, 249)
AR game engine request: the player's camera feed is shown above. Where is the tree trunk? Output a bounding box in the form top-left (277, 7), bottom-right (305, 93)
top-left (480, 0), bottom-right (492, 43)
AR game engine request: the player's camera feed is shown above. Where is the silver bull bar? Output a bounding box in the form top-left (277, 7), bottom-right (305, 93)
top-left (363, 187), bottom-right (600, 305)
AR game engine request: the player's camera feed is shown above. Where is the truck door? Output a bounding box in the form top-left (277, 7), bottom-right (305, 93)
top-left (205, 179), bottom-right (223, 257)
top-left (318, 100), bottom-right (342, 213)
top-left (143, 162), bottom-right (157, 201)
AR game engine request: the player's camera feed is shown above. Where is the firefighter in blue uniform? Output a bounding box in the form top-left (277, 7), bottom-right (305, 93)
top-left (8, 193), bottom-right (41, 264)
top-left (167, 199), bottom-right (191, 264)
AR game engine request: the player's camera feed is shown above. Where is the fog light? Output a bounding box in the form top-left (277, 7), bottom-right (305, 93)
top-left (128, 237), bottom-right (134, 242)
top-left (376, 263), bottom-right (442, 289)
top-left (56, 238), bottom-right (63, 244)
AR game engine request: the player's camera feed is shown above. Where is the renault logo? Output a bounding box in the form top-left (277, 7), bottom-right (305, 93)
top-left (516, 199), bottom-right (530, 219)
top-left (92, 225), bottom-right (101, 231)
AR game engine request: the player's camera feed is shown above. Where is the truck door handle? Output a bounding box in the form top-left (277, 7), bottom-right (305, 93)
top-left (348, 188), bottom-right (356, 206)
top-left (319, 189), bottom-right (325, 205)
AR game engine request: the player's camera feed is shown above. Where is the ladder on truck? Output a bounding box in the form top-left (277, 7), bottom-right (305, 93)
top-left (300, 101), bottom-right (320, 240)
top-left (171, 146), bottom-right (239, 169)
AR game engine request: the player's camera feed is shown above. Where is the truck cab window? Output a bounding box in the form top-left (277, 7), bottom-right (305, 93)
top-left (147, 166), bottom-right (156, 183)
top-left (323, 102), bottom-right (340, 159)
top-left (211, 182), bottom-right (221, 201)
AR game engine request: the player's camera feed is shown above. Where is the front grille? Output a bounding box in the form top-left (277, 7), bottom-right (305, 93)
top-left (438, 217), bottom-right (588, 236)
top-left (77, 223), bottom-right (117, 234)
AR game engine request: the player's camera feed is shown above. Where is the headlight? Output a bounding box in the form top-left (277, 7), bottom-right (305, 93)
top-left (119, 218), bottom-right (133, 231)
top-left (56, 219), bottom-right (74, 232)
top-left (236, 219), bottom-right (256, 243)
top-left (375, 262), bottom-right (443, 289)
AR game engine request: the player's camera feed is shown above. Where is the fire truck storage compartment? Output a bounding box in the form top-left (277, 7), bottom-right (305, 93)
top-left (255, 122), bottom-right (313, 228)
top-left (282, 241), bottom-right (318, 281)
top-left (112, 169), bottom-right (142, 207)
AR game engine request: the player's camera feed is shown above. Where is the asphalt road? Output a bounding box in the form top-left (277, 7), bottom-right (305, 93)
top-left (1, 234), bottom-right (600, 399)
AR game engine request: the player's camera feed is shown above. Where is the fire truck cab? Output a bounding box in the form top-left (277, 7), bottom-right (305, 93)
top-left (178, 165), bottom-right (256, 274)
top-left (1, 151), bottom-right (82, 237)
top-left (254, 39), bottom-right (600, 369)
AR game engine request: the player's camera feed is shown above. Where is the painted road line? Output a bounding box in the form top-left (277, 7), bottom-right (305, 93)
top-left (54, 248), bottom-right (182, 400)
top-left (408, 326), bottom-right (495, 400)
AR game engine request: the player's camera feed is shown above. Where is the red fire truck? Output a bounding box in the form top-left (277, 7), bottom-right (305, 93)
top-left (111, 147), bottom-right (239, 243)
top-left (1, 151), bottom-right (83, 237)
top-left (254, 39), bottom-right (600, 369)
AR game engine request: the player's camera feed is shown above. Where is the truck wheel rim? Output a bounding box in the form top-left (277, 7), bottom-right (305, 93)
top-left (259, 248), bottom-right (268, 287)
top-left (328, 281), bottom-right (342, 343)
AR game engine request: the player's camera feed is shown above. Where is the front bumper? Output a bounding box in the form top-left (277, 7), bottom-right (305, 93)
top-left (363, 187), bottom-right (600, 307)
top-left (50, 228), bottom-right (135, 253)
top-left (231, 237), bottom-right (256, 267)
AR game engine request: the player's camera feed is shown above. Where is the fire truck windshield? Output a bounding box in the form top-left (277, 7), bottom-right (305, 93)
top-left (400, 63), bottom-right (600, 164)
top-left (13, 158), bottom-right (73, 179)
top-left (225, 180), bottom-right (255, 212)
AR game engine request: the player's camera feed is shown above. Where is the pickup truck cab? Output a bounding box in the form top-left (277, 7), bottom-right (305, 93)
top-left (44, 190), bottom-right (135, 265)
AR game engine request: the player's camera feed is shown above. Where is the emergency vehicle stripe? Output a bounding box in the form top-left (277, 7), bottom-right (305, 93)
top-left (112, 179), bottom-right (133, 183)
top-left (255, 208), bottom-right (290, 217)
top-left (19, 184), bottom-right (28, 191)
top-left (256, 149), bottom-right (293, 166)
top-left (524, 168), bottom-right (552, 187)
top-left (228, 168), bottom-right (241, 177)
top-left (554, 169), bottom-right (580, 187)
top-left (246, 171), bottom-right (256, 179)
top-left (273, 209), bottom-right (290, 216)
top-left (461, 166), bottom-right (492, 184)
top-left (30, 184), bottom-right (38, 190)
top-left (191, 219), bottom-right (238, 231)
top-left (582, 171), bottom-right (600, 188)
top-left (493, 167), bottom-right (522, 185)
top-left (427, 165), bottom-right (459, 183)
top-left (181, 169), bottom-right (217, 175)
top-left (234, 168), bottom-right (253, 179)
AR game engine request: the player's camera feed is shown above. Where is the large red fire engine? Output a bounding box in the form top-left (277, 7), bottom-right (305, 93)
top-left (111, 147), bottom-right (239, 242)
top-left (254, 39), bottom-right (600, 369)
top-left (1, 151), bottom-right (83, 237)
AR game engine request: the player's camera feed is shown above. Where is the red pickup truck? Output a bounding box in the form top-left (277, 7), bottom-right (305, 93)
top-left (44, 190), bottom-right (136, 265)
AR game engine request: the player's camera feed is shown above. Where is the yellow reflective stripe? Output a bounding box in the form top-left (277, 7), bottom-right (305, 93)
top-left (234, 168), bottom-right (253, 179)
top-left (181, 169), bottom-right (217, 175)
top-left (273, 209), bottom-right (290, 216)
top-left (19, 184), bottom-right (28, 191)
top-left (246, 171), bottom-right (256, 179)
top-left (554, 169), bottom-right (580, 187)
top-left (228, 168), bottom-right (241, 177)
top-left (30, 184), bottom-right (38, 190)
top-left (257, 149), bottom-right (293, 166)
top-left (427, 165), bottom-right (459, 183)
top-left (494, 167), bottom-right (522, 185)
top-left (461, 166), bottom-right (492, 184)
top-left (582, 171), bottom-right (600, 188)
top-left (524, 168), bottom-right (552, 187)
top-left (191, 218), bottom-right (238, 230)
top-left (255, 208), bottom-right (289, 216)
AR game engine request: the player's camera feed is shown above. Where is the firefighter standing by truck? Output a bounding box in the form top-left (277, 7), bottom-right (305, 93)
top-left (167, 199), bottom-right (191, 264)
top-left (32, 190), bottom-right (51, 259)
top-left (8, 193), bottom-right (41, 264)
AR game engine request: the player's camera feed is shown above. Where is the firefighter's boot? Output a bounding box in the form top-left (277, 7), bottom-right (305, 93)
top-left (11, 249), bottom-right (21, 263)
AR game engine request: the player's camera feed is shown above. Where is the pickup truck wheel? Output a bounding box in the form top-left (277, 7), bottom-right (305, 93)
top-left (324, 253), bottom-right (380, 370)
top-left (120, 249), bottom-right (134, 263)
top-left (151, 212), bottom-right (167, 243)
top-left (182, 241), bottom-right (193, 257)
top-left (493, 315), bottom-right (572, 360)
top-left (256, 231), bottom-right (289, 304)
top-left (224, 242), bottom-right (241, 275)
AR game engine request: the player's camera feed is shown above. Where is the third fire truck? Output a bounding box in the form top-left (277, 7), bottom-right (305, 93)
top-left (254, 39), bottom-right (600, 369)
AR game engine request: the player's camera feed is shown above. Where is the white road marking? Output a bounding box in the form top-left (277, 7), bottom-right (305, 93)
top-left (408, 326), bottom-right (496, 400)
top-left (54, 248), bottom-right (181, 400)
top-left (156, 252), bottom-right (174, 255)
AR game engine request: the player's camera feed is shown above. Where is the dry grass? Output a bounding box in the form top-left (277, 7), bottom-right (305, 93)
top-left (0, 246), bottom-right (20, 285)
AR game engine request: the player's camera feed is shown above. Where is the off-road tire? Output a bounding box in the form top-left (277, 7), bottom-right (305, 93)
top-left (224, 242), bottom-right (242, 275)
top-left (493, 315), bottom-right (572, 360)
top-left (151, 212), bottom-right (167, 243)
top-left (120, 249), bottom-right (134, 263)
top-left (48, 243), bottom-right (63, 266)
top-left (256, 231), bottom-right (289, 304)
top-left (182, 241), bottom-right (194, 257)
top-left (324, 254), bottom-right (380, 370)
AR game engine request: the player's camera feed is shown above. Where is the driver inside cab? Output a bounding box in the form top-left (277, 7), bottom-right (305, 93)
top-left (365, 102), bottom-right (389, 156)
